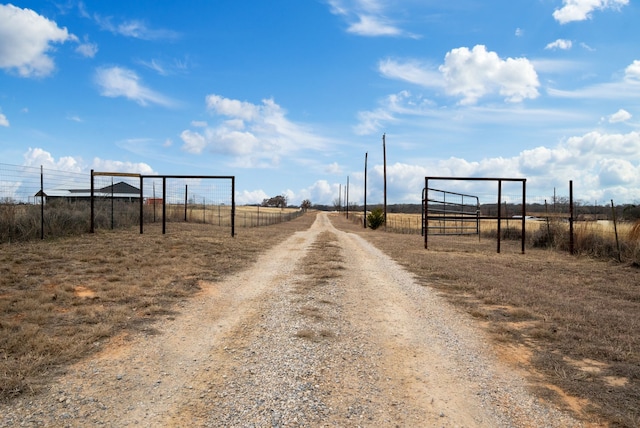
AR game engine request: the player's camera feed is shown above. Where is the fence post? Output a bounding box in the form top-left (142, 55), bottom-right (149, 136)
top-left (139, 176), bottom-right (144, 234)
top-left (40, 166), bottom-right (44, 239)
top-left (184, 184), bottom-right (188, 222)
top-left (90, 169), bottom-right (95, 233)
top-left (521, 179), bottom-right (526, 254)
top-left (569, 180), bottom-right (574, 255)
top-left (611, 199), bottom-right (622, 262)
top-left (497, 179), bottom-right (502, 254)
top-left (162, 177), bottom-right (166, 234)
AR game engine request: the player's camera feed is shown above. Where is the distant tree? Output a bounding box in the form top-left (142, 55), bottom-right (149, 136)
top-left (261, 194), bottom-right (288, 208)
top-left (300, 199), bottom-right (312, 212)
top-left (332, 197), bottom-right (342, 211)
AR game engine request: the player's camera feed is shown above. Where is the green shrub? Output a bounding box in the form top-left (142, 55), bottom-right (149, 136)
top-left (367, 208), bottom-right (385, 230)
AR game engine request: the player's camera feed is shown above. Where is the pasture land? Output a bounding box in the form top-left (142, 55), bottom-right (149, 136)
top-left (1, 211), bottom-right (638, 426)
top-left (0, 214), bottom-right (316, 400)
top-left (350, 211), bottom-right (640, 262)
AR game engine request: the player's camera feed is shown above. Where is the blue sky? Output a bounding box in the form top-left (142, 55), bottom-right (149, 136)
top-left (1, 0), bottom-right (640, 206)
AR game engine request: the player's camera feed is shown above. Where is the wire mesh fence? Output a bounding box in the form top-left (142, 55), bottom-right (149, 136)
top-left (0, 164), bottom-right (303, 243)
top-left (0, 163), bottom-right (90, 242)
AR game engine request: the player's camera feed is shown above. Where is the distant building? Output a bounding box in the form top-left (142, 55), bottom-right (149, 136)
top-left (35, 182), bottom-right (141, 203)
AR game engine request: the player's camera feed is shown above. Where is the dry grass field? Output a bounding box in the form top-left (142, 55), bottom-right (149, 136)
top-left (1, 211), bottom-right (638, 426)
top-left (330, 213), bottom-right (639, 427)
top-left (0, 215), bottom-right (316, 400)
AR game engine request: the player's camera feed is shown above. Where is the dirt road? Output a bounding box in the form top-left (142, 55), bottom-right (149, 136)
top-left (1, 212), bottom-right (582, 427)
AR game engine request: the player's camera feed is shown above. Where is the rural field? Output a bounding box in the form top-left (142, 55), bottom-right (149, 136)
top-left (1, 211), bottom-right (638, 426)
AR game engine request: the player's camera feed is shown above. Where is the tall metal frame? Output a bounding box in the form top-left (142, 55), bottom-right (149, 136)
top-left (423, 177), bottom-right (527, 254)
top-left (91, 171), bottom-right (235, 237)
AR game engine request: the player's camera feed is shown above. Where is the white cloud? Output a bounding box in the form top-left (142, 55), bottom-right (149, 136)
top-left (515, 28), bottom-right (524, 37)
top-left (608, 109), bottom-right (632, 123)
top-left (76, 38), bottom-right (98, 58)
top-left (625, 60), bottom-right (640, 81)
top-left (180, 130), bottom-right (207, 154)
top-left (356, 130), bottom-right (640, 204)
top-left (296, 180), bottom-right (341, 206)
top-left (380, 46), bottom-right (539, 105)
top-left (23, 147), bottom-right (83, 172)
top-left (353, 90), bottom-right (435, 135)
top-left (206, 95), bottom-right (259, 121)
top-left (553, 0), bottom-right (629, 24)
top-left (138, 58), bottom-right (167, 75)
top-left (90, 158), bottom-right (155, 175)
top-left (94, 66), bottom-right (176, 107)
top-left (0, 112), bottom-right (8, 127)
top-left (378, 59), bottom-right (443, 88)
top-left (564, 130), bottom-right (640, 157)
top-left (93, 14), bottom-right (179, 40)
top-left (327, 0), bottom-right (417, 38)
top-left (598, 158), bottom-right (637, 185)
top-left (346, 14), bottom-right (403, 37)
top-left (545, 39), bottom-right (573, 50)
top-left (22, 148), bottom-right (155, 176)
top-left (235, 189), bottom-right (269, 205)
top-left (354, 107), bottom-right (395, 135)
top-left (0, 4), bottom-right (76, 77)
top-left (180, 95), bottom-right (329, 168)
top-left (548, 59), bottom-right (640, 99)
top-left (439, 45), bottom-right (540, 105)
top-left (325, 162), bottom-right (343, 174)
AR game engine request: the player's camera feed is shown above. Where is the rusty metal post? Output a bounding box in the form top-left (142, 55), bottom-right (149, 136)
top-left (139, 175), bottom-right (144, 234)
top-left (231, 176), bottom-right (235, 237)
top-left (40, 165), bottom-right (44, 239)
top-left (162, 177), bottom-right (167, 235)
top-left (90, 169), bottom-right (95, 233)
top-left (184, 184), bottom-right (188, 222)
top-left (521, 179), bottom-right (526, 254)
top-left (497, 179), bottom-right (502, 254)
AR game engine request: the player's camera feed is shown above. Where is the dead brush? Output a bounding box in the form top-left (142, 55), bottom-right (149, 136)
top-left (629, 220), bottom-right (640, 241)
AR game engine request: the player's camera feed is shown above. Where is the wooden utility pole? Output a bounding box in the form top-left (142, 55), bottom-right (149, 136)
top-left (364, 152), bottom-right (368, 228)
top-left (346, 176), bottom-right (349, 219)
top-left (383, 133), bottom-right (387, 229)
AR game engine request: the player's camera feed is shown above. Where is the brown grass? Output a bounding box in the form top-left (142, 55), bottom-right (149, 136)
top-left (0, 213), bottom-right (316, 400)
top-left (291, 230), bottom-right (344, 342)
top-left (329, 213), bottom-right (640, 428)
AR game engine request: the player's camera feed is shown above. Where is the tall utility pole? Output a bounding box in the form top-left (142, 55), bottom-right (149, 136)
top-left (346, 176), bottom-right (350, 219)
top-left (343, 184), bottom-right (347, 212)
top-left (338, 183), bottom-right (342, 211)
top-left (364, 152), bottom-right (368, 228)
top-left (383, 133), bottom-right (387, 229)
